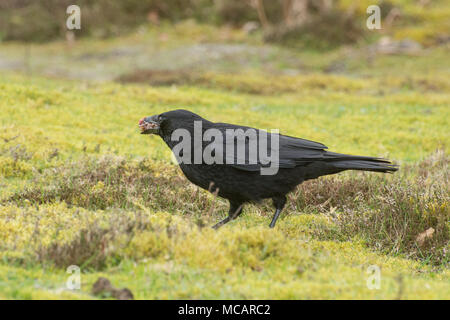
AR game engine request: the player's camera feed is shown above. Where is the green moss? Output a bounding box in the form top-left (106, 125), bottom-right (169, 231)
top-left (0, 203), bottom-right (449, 299)
top-left (0, 156), bottom-right (32, 178)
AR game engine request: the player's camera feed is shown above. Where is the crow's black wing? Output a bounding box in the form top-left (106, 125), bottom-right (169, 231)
top-left (211, 122), bottom-right (329, 172)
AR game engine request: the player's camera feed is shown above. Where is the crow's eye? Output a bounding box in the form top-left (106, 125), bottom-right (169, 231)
top-left (158, 115), bottom-right (166, 124)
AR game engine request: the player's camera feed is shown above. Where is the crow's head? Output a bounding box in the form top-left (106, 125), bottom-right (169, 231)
top-left (139, 109), bottom-right (205, 136)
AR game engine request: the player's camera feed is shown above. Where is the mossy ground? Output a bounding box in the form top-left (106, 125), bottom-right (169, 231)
top-left (0, 22), bottom-right (449, 299)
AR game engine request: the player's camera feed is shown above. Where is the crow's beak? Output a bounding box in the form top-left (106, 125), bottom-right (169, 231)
top-left (139, 116), bottom-right (160, 134)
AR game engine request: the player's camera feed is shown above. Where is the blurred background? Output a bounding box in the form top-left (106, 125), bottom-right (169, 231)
top-left (0, 0), bottom-right (448, 82)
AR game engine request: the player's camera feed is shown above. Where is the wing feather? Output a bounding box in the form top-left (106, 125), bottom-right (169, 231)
top-left (211, 122), bottom-right (328, 171)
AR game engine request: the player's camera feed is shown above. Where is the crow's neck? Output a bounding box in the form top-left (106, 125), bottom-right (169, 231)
top-left (160, 133), bottom-right (178, 150)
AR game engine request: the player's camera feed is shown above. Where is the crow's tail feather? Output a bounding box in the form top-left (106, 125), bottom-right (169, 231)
top-left (324, 152), bottom-right (399, 173)
top-left (331, 159), bottom-right (399, 173)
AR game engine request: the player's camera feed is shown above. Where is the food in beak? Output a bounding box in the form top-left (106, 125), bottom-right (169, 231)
top-left (139, 119), bottom-right (158, 133)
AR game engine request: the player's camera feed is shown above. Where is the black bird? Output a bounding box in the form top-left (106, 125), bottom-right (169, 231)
top-left (139, 109), bottom-right (398, 229)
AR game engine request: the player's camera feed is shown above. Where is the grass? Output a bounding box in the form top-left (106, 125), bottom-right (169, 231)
top-left (1, 202), bottom-right (449, 299)
top-left (0, 22), bottom-right (449, 299)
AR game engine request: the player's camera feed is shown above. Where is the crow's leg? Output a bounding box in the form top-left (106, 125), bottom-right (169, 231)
top-left (211, 216), bottom-right (230, 229)
top-left (269, 196), bottom-right (287, 228)
top-left (212, 201), bottom-right (243, 229)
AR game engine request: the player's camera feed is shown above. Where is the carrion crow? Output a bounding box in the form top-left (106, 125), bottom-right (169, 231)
top-left (139, 109), bottom-right (398, 228)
